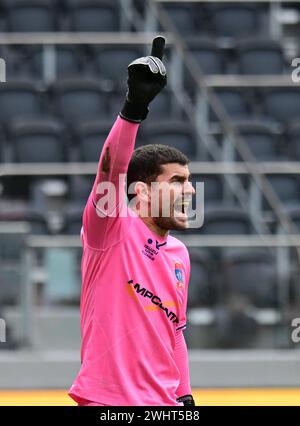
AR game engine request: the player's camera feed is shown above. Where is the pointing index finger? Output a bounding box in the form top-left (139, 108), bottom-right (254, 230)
top-left (150, 36), bottom-right (165, 60)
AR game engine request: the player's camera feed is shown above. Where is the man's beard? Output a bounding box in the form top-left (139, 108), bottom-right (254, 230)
top-left (151, 195), bottom-right (191, 231)
top-left (152, 212), bottom-right (189, 231)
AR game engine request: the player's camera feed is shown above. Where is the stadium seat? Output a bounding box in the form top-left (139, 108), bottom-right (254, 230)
top-left (63, 204), bottom-right (84, 235)
top-left (220, 249), bottom-right (278, 307)
top-left (26, 209), bottom-right (49, 235)
top-left (6, 0), bottom-right (58, 32)
top-left (232, 120), bottom-right (283, 161)
top-left (210, 4), bottom-right (259, 37)
top-left (75, 120), bottom-right (110, 162)
top-left (283, 206), bottom-right (300, 233)
top-left (266, 174), bottom-right (300, 208)
top-left (69, 175), bottom-right (94, 205)
top-left (198, 206), bottom-right (255, 235)
top-left (0, 6), bottom-right (8, 31)
top-left (91, 46), bottom-right (144, 89)
top-left (25, 46), bottom-right (84, 80)
top-left (51, 78), bottom-right (111, 124)
top-left (261, 88), bottom-right (300, 124)
top-left (191, 174), bottom-right (224, 208)
top-left (0, 232), bottom-right (26, 305)
top-left (147, 89), bottom-right (178, 120)
top-left (236, 39), bottom-right (286, 75)
top-left (287, 122), bottom-right (300, 161)
top-left (143, 120), bottom-right (197, 159)
top-left (214, 303), bottom-right (259, 348)
top-left (210, 88), bottom-right (252, 121)
top-left (68, 0), bottom-right (120, 32)
top-left (0, 81), bottom-right (44, 127)
top-left (161, 2), bottom-right (196, 34)
top-left (9, 118), bottom-right (66, 163)
top-left (186, 36), bottom-right (225, 75)
top-left (188, 248), bottom-right (214, 307)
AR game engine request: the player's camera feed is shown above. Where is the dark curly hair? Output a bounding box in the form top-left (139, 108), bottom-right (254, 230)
top-left (126, 144), bottom-right (189, 201)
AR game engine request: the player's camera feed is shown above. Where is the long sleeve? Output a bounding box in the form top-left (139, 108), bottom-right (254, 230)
top-left (174, 330), bottom-right (192, 398)
top-left (83, 116), bottom-right (140, 249)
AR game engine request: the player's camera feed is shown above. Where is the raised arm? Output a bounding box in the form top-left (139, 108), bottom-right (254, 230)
top-left (83, 37), bottom-right (167, 249)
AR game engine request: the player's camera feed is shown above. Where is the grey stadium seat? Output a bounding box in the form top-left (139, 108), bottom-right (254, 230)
top-left (266, 174), bottom-right (300, 208)
top-left (143, 120), bottom-right (197, 159)
top-left (75, 120), bottom-right (109, 162)
top-left (198, 206), bottom-right (255, 235)
top-left (161, 2), bottom-right (196, 34)
top-left (26, 46), bottom-right (84, 80)
top-left (6, 0), bottom-right (58, 32)
top-left (0, 81), bottom-right (44, 127)
top-left (10, 118), bottom-right (66, 163)
top-left (261, 88), bottom-right (300, 124)
top-left (221, 249), bottom-right (278, 308)
top-left (186, 36), bottom-right (225, 75)
top-left (51, 78), bottom-right (111, 124)
top-left (191, 174), bottom-right (224, 208)
top-left (188, 248), bottom-right (214, 307)
top-left (92, 46), bottom-right (144, 88)
top-left (210, 88), bottom-right (252, 121)
top-left (210, 4), bottom-right (259, 37)
top-left (287, 122), bottom-right (300, 161)
top-left (68, 0), bottom-right (120, 32)
top-left (232, 120), bottom-right (283, 161)
top-left (237, 38), bottom-right (286, 75)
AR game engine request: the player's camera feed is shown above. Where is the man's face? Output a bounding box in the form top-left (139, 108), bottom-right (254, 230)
top-left (148, 163), bottom-right (195, 231)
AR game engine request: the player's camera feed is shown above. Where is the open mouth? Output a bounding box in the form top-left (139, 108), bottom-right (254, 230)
top-left (173, 198), bottom-right (191, 216)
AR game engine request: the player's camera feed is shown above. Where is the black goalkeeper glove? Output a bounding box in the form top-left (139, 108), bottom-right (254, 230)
top-left (119, 36), bottom-right (167, 123)
top-left (177, 394), bottom-right (196, 406)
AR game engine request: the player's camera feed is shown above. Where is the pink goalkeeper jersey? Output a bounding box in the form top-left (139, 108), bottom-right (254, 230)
top-left (69, 116), bottom-right (191, 406)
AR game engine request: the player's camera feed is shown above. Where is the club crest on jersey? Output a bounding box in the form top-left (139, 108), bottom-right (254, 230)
top-left (174, 261), bottom-right (184, 290)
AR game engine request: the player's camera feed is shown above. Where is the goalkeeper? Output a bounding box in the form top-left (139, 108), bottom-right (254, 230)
top-left (69, 36), bottom-right (196, 406)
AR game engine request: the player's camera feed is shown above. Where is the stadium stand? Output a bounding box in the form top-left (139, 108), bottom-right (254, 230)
top-left (0, 1), bottom-right (300, 378)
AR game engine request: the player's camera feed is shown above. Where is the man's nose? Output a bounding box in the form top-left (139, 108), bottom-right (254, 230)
top-left (186, 181), bottom-right (195, 195)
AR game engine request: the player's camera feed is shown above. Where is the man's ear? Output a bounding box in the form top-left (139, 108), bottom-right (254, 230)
top-left (135, 181), bottom-right (149, 202)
